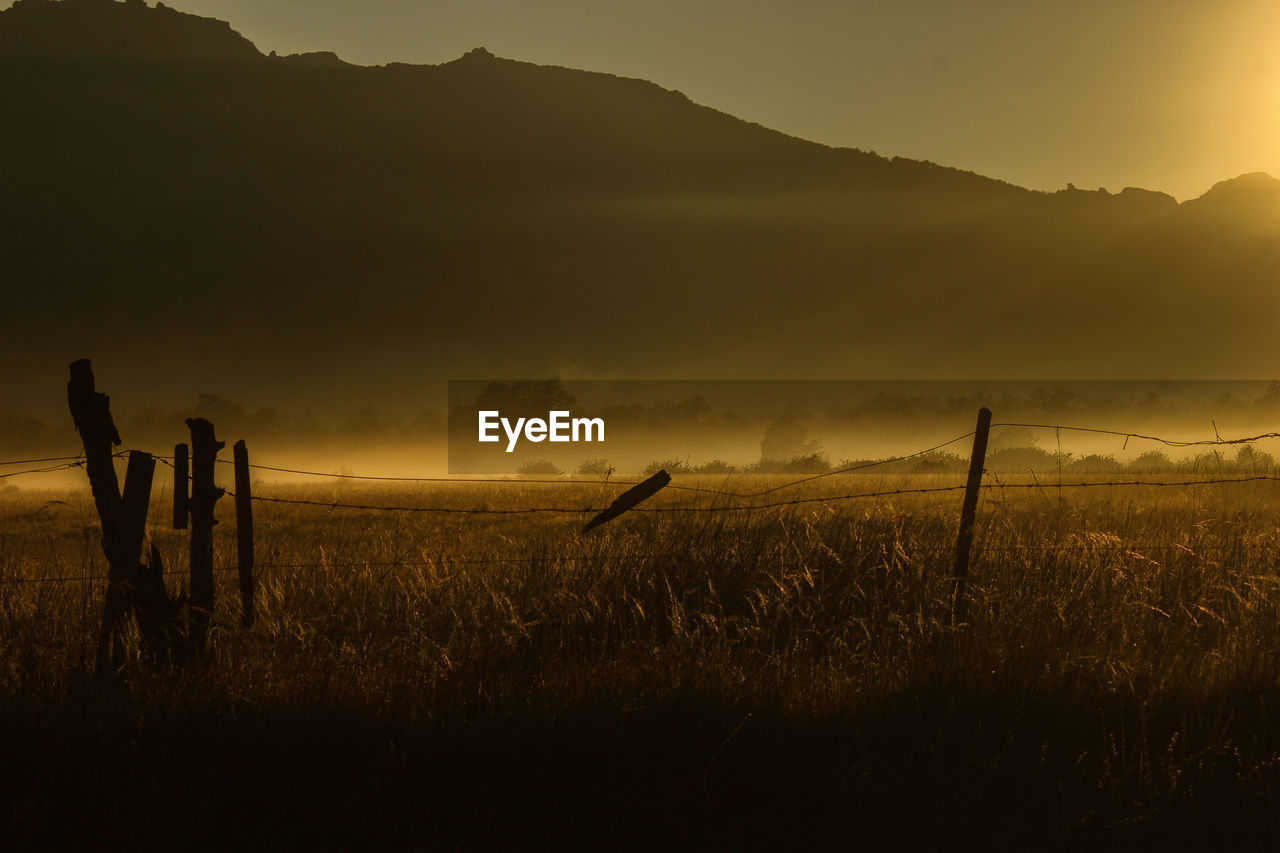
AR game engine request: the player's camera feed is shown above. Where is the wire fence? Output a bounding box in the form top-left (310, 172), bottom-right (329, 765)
top-left (6, 421), bottom-right (1280, 516)
top-left (0, 459), bottom-right (84, 480)
top-left (9, 421), bottom-right (1280, 666)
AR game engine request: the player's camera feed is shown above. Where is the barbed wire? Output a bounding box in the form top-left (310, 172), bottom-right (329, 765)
top-left (0, 454), bottom-right (84, 467)
top-left (0, 460), bottom-right (84, 480)
top-left (208, 457), bottom-right (738, 498)
top-left (200, 431), bottom-right (980, 501)
top-left (992, 422), bottom-right (1280, 449)
top-left (9, 457), bottom-right (1280, 519)
top-left (732, 431), bottom-right (977, 497)
top-left (9, 422), bottom-right (1280, 526)
top-left (237, 482), bottom-right (972, 515)
top-left (233, 474), bottom-right (1280, 517)
top-left (988, 474), bottom-right (1280, 491)
top-left (109, 419), bottom-right (1280, 502)
top-left (7, 418), bottom-right (1279, 497)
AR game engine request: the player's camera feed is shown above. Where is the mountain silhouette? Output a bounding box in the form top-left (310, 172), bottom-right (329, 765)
top-left (1, 0), bottom-right (1277, 419)
top-left (0, 0), bottom-right (260, 62)
top-left (1180, 173), bottom-right (1280, 229)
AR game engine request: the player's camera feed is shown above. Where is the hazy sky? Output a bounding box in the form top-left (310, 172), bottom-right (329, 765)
top-left (34, 0), bottom-right (1265, 201)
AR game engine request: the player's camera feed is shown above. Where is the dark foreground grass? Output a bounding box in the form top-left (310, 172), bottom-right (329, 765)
top-left (5, 475), bottom-right (1280, 849)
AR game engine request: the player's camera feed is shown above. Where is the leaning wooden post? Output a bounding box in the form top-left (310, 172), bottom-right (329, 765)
top-left (233, 440), bottom-right (255, 627)
top-left (952, 407), bottom-right (992, 626)
top-left (66, 359), bottom-right (122, 556)
top-left (173, 443), bottom-right (189, 530)
top-left (96, 450), bottom-right (155, 677)
top-left (186, 418), bottom-right (224, 653)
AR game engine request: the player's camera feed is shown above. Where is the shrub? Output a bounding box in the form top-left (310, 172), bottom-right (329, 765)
top-left (1068, 454), bottom-right (1123, 474)
top-left (576, 458), bottom-right (613, 477)
top-left (1127, 450), bottom-right (1171, 473)
top-left (1234, 445), bottom-right (1275, 472)
top-left (643, 458), bottom-right (693, 477)
top-left (910, 452), bottom-right (968, 475)
top-left (517, 459), bottom-right (563, 476)
top-left (780, 452), bottom-right (831, 474)
top-left (986, 446), bottom-right (1062, 473)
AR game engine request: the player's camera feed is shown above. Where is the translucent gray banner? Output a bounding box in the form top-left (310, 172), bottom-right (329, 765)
top-left (447, 379), bottom-right (1280, 475)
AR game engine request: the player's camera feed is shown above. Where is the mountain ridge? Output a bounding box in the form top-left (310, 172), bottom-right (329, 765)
top-left (4, 0), bottom-right (1264, 202)
top-left (0, 0), bottom-right (1278, 415)
top-left (0, 0), bottom-right (261, 63)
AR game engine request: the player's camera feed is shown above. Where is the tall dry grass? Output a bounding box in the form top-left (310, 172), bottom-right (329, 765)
top-left (3, 473), bottom-right (1280, 846)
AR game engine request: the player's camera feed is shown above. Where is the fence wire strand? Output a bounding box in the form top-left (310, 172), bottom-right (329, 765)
top-left (0, 460), bottom-right (84, 480)
top-left (0, 454), bottom-right (84, 467)
top-left (992, 422), bottom-right (1280, 449)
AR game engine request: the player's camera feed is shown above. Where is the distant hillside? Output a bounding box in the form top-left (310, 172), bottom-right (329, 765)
top-left (0, 0), bottom-right (1027, 199)
top-left (0, 0), bottom-right (1278, 423)
top-left (0, 0), bottom-right (261, 62)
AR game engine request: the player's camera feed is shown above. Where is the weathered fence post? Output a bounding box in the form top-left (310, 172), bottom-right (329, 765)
top-left (66, 359), bottom-right (121, 556)
top-left (582, 469), bottom-right (672, 532)
top-left (134, 543), bottom-right (182, 670)
top-left (96, 450), bottom-right (155, 677)
top-left (952, 407), bottom-right (992, 626)
top-left (186, 418), bottom-right (224, 653)
top-left (173, 443), bottom-right (189, 530)
top-left (233, 440), bottom-right (255, 627)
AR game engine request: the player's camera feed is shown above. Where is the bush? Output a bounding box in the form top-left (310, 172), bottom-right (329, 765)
top-left (1234, 445), bottom-right (1275, 472)
top-left (643, 458), bottom-right (693, 477)
top-left (752, 453), bottom-right (831, 475)
top-left (986, 446), bottom-right (1063, 473)
top-left (576, 458), bottom-right (613, 477)
top-left (909, 452), bottom-right (968, 475)
top-left (1068, 454), bottom-right (1123, 474)
top-left (1127, 450), bottom-right (1171, 473)
top-left (517, 459), bottom-right (563, 476)
top-left (780, 452), bottom-right (831, 474)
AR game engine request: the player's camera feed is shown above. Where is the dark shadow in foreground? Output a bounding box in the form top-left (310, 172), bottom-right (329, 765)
top-left (4, 684), bottom-right (1280, 851)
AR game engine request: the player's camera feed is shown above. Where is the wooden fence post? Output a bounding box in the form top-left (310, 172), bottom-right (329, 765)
top-left (173, 443), bottom-right (189, 530)
top-left (134, 543), bottom-right (182, 670)
top-left (66, 359), bottom-right (121, 556)
top-left (186, 418), bottom-right (224, 653)
top-left (582, 469), bottom-right (672, 532)
top-left (96, 450), bottom-right (155, 677)
top-left (233, 440), bottom-right (255, 627)
top-left (952, 407), bottom-right (992, 626)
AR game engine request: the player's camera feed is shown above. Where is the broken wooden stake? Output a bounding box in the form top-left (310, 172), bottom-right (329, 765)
top-left (133, 544), bottom-right (185, 670)
top-left (66, 359), bottom-right (121, 557)
top-left (582, 469), bottom-right (671, 532)
top-left (186, 417), bottom-right (224, 653)
top-left (96, 450), bottom-right (155, 677)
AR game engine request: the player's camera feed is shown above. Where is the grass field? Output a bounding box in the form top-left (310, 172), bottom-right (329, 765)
top-left (5, 473), bottom-right (1280, 849)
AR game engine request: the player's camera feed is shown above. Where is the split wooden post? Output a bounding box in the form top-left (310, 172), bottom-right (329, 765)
top-left (233, 440), bottom-right (255, 627)
top-left (952, 407), bottom-right (992, 626)
top-left (66, 359), bottom-right (121, 556)
top-left (186, 418), bottom-right (224, 653)
top-left (134, 544), bottom-right (178, 670)
top-left (96, 450), bottom-right (155, 677)
top-left (173, 443), bottom-right (189, 530)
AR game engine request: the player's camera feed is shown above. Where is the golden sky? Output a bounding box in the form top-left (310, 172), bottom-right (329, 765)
top-left (78, 0), bottom-right (1275, 201)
